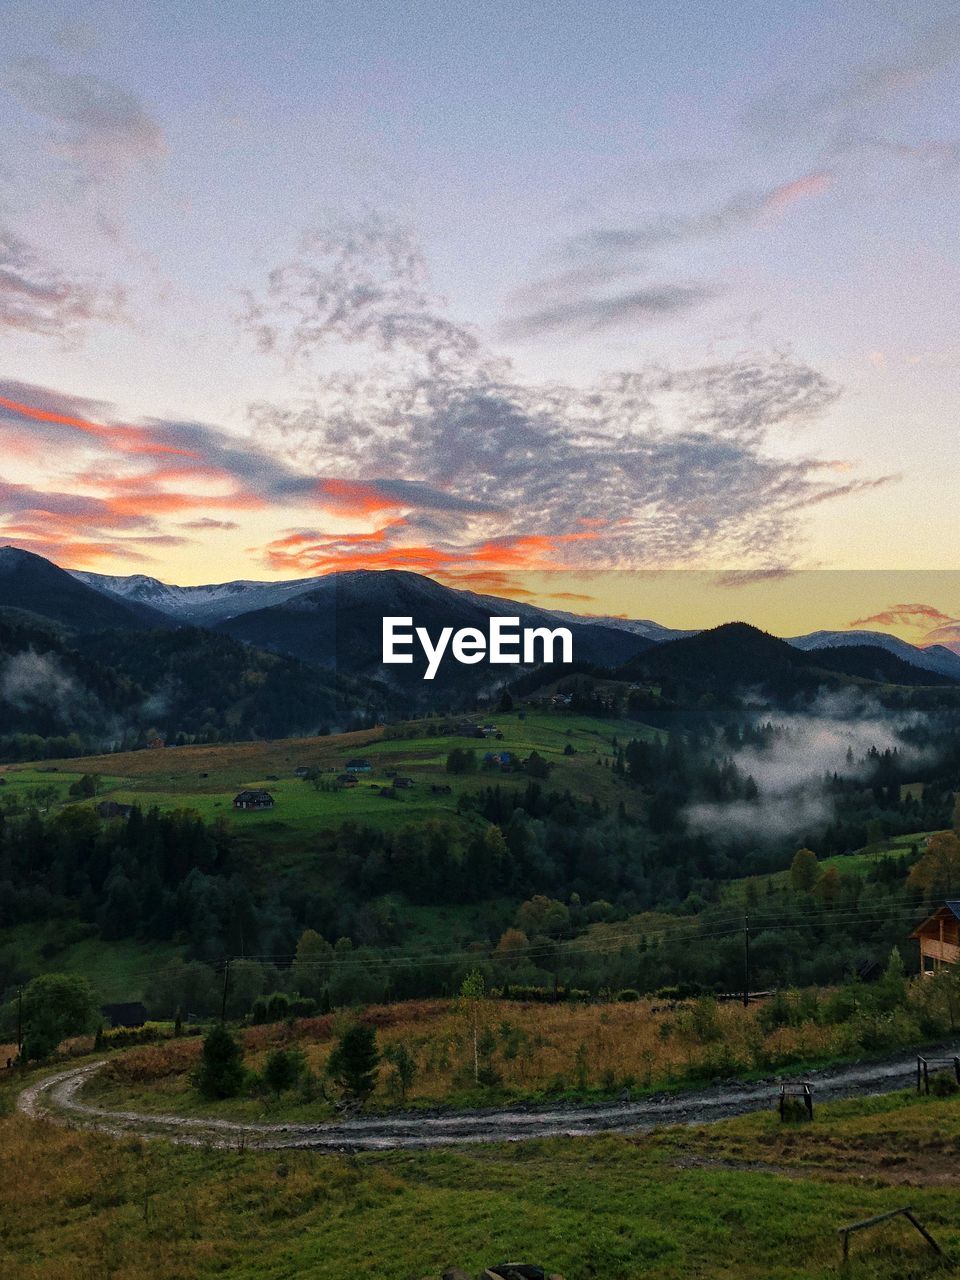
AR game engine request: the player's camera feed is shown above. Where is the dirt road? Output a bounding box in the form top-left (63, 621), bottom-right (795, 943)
top-left (16, 1046), bottom-right (952, 1152)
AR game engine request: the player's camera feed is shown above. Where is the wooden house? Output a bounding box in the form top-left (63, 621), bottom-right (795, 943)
top-left (345, 758), bottom-right (372, 773)
top-left (233, 789), bottom-right (275, 810)
top-left (911, 902), bottom-right (960, 974)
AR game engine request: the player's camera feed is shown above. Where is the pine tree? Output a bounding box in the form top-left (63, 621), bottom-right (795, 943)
top-left (327, 1023), bottom-right (380, 1102)
top-left (194, 1023), bottom-right (245, 1099)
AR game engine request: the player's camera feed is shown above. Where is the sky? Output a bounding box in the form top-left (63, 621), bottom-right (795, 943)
top-left (2, 1), bottom-right (960, 643)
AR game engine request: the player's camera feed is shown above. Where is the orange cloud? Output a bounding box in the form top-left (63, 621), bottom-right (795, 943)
top-left (315, 478), bottom-right (403, 517)
top-left (0, 393), bottom-right (200, 459)
top-left (762, 171), bottom-right (832, 213)
top-left (849, 602), bottom-right (954, 630)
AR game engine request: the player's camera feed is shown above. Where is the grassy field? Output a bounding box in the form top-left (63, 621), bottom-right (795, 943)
top-left (0, 711), bottom-right (656, 839)
top-left (0, 922), bottom-right (183, 1003)
top-left (80, 971), bottom-right (960, 1124)
top-left (4, 1061), bottom-right (960, 1279)
top-left (84, 994), bottom-right (841, 1122)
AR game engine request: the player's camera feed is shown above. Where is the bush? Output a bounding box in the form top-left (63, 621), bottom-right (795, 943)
top-left (929, 1070), bottom-right (959, 1097)
top-left (616, 988), bottom-right (641, 1002)
top-left (780, 1095), bottom-right (810, 1123)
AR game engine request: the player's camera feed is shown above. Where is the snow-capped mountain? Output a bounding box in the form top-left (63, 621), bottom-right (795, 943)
top-left (63, 562), bottom-right (960, 681)
top-left (69, 570), bottom-right (320, 624)
top-left (786, 629), bottom-right (960, 680)
top-left (545, 610), bottom-right (698, 644)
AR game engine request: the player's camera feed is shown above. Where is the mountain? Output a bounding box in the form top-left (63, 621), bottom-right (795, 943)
top-left (69, 569), bottom-right (320, 624)
top-left (0, 547), bottom-right (170, 632)
top-left (786, 629), bottom-right (960, 681)
top-left (60, 560), bottom-right (960, 683)
top-left (216, 569), bottom-right (653, 697)
top-left (619, 621), bottom-right (956, 698)
top-left (536, 608), bottom-right (697, 644)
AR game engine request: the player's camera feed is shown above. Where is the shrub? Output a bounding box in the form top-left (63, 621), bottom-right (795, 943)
top-left (929, 1070), bottom-right (959, 1097)
top-left (780, 1095), bottom-right (810, 1123)
top-left (383, 1042), bottom-right (416, 1101)
top-left (616, 988), bottom-right (640, 1002)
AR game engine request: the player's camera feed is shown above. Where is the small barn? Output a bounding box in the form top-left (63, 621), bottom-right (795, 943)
top-left (336, 774), bottom-right (359, 787)
top-left (345, 758), bottom-right (372, 772)
top-left (911, 901), bottom-right (960, 974)
top-left (101, 1001), bottom-right (147, 1029)
top-left (233, 789), bottom-right (275, 810)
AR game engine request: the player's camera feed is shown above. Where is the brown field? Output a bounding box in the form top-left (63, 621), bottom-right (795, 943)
top-left (8, 727), bottom-right (386, 781)
top-left (91, 995), bottom-right (842, 1118)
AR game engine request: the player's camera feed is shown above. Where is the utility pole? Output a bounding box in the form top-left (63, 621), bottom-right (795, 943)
top-left (220, 959), bottom-right (231, 1024)
top-left (742, 916), bottom-right (751, 1008)
top-left (16, 986), bottom-right (23, 1054)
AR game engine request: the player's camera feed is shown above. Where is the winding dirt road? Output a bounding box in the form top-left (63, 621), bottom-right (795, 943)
top-left (16, 1047), bottom-right (953, 1152)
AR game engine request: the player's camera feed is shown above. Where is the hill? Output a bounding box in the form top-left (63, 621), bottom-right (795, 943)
top-left (620, 621), bottom-right (956, 697)
top-left (215, 569), bottom-right (651, 696)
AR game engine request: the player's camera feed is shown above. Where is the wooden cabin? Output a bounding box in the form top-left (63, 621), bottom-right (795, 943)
top-left (911, 902), bottom-right (960, 975)
top-left (233, 789), bottom-right (275, 811)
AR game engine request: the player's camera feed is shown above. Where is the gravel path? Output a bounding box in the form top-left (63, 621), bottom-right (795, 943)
top-left (17, 1046), bottom-right (953, 1152)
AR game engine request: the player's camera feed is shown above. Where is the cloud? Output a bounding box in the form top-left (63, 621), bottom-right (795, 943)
top-left (5, 57), bottom-right (165, 183)
top-left (177, 518), bottom-right (241, 531)
top-left (0, 228), bottom-right (125, 339)
top-left (250, 355), bottom-right (884, 573)
top-left (685, 689), bottom-right (926, 841)
top-left (849, 603), bottom-right (960, 659)
top-left (921, 622), bottom-right (960, 656)
top-left (850, 603), bottom-right (955, 630)
top-left (505, 171), bottom-right (830, 340)
top-left (501, 282), bottom-right (717, 339)
top-left (746, 17), bottom-right (960, 164)
top-left (241, 211), bottom-right (479, 371)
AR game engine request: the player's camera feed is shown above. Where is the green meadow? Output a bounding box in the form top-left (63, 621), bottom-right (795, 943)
top-left (4, 1062), bottom-right (960, 1280)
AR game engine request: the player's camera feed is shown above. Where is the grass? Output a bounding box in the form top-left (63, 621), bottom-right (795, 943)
top-left (2, 711), bottom-right (656, 841)
top-left (4, 1060), bottom-right (960, 1278)
top-left (0, 922), bottom-right (183, 1003)
top-left (78, 984), bottom-right (935, 1123)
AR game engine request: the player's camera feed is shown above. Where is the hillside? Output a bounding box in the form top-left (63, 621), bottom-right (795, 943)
top-left (620, 621), bottom-right (956, 697)
top-left (0, 546), bottom-right (169, 632)
top-left (215, 568), bottom-right (651, 693)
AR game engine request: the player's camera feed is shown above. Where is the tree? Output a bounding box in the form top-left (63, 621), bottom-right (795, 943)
top-left (263, 1046), bottom-right (306, 1096)
top-left (383, 1042), bottom-right (416, 1101)
top-left (494, 927), bottom-right (529, 968)
top-left (458, 969), bottom-right (486, 1084)
top-left (790, 848), bottom-right (820, 894)
top-left (327, 1023), bottom-right (379, 1103)
top-left (194, 1023), bottom-right (245, 1099)
top-left (516, 895), bottom-right (570, 938)
top-left (20, 973), bottom-right (99, 1053)
top-left (909, 832), bottom-right (960, 896)
top-left (292, 928), bottom-right (334, 999)
top-left (816, 865), bottom-right (842, 906)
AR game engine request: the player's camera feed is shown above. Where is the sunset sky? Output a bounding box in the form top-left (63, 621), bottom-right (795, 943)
top-left (2, 2), bottom-right (960, 642)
